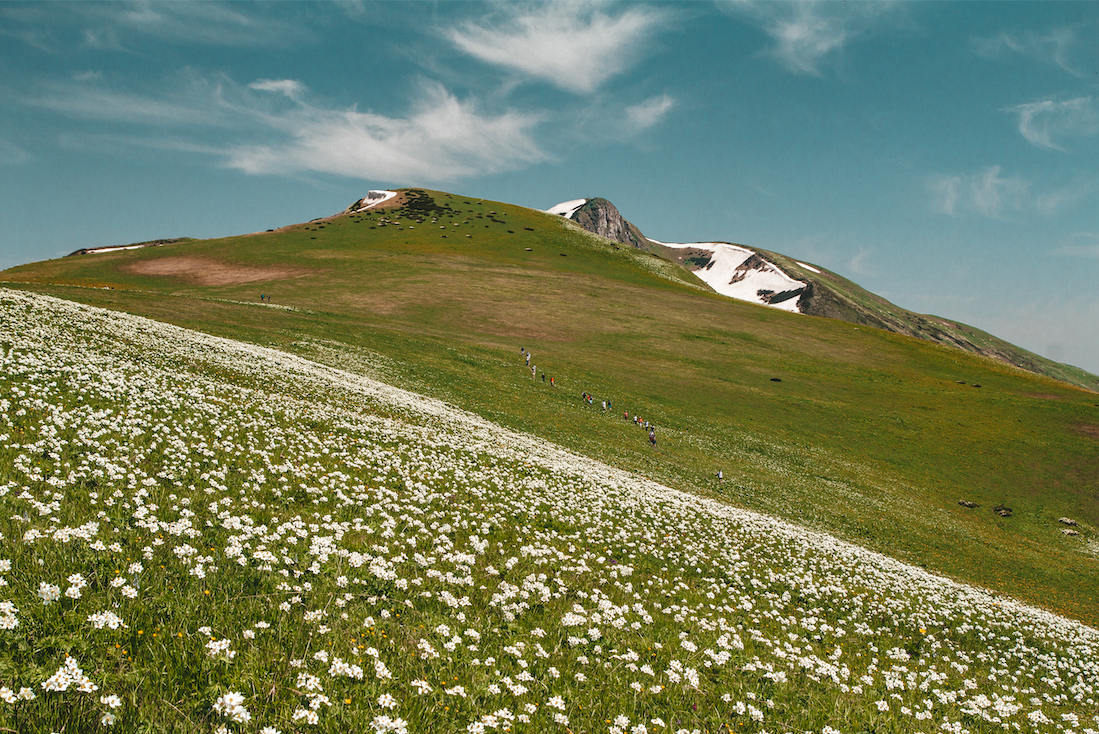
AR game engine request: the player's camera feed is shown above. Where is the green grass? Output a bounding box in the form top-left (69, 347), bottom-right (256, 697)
top-left (4, 188), bottom-right (1097, 627)
top-left (1, 288), bottom-right (1094, 733)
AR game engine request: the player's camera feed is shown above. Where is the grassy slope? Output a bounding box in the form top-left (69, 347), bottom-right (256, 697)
top-left (4, 188), bottom-right (1097, 626)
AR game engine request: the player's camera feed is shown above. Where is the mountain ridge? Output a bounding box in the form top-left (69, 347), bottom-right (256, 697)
top-left (547, 197), bottom-right (1097, 391)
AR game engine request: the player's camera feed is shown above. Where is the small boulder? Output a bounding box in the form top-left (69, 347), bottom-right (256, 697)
top-left (1061, 528), bottom-right (1080, 536)
top-left (993, 504), bottom-right (1012, 517)
top-left (958, 500), bottom-right (979, 509)
top-left (1058, 517), bottom-right (1078, 526)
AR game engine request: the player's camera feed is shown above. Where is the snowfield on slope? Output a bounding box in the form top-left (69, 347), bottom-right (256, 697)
top-left (83, 244), bottom-right (156, 255)
top-left (545, 199), bottom-right (588, 219)
top-left (0, 287), bottom-right (1095, 733)
top-left (546, 198), bottom-right (808, 313)
top-left (655, 241), bottom-right (808, 313)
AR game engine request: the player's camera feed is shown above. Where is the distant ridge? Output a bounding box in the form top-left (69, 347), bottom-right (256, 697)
top-left (548, 196), bottom-right (1098, 391)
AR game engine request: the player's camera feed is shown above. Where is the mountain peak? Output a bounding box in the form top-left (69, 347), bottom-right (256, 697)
top-left (547, 197), bottom-right (649, 250)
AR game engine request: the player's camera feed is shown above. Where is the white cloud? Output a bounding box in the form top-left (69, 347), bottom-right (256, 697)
top-left (99, 1), bottom-right (311, 48)
top-left (250, 79), bottom-right (308, 103)
top-left (972, 24), bottom-right (1094, 77)
top-left (1, 1), bottom-right (311, 53)
top-left (227, 82), bottom-right (546, 182)
top-left (846, 248), bottom-right (875, 276)
top-left (23, 73), bottom-right (546, 184)
top-left (82, 25), bottom-right (126, 51)
top-left (930, 175), bottom-right (961, 217)
top-left (1054, 232), bottom-right (1099, 259)
top-left (0, 138), bottom-right (32, 166)
top-left (930, 166), bottom-right (1030, 219)
top-left (624, 94), bottom-right (676, 133)
top-left (969, 166), bottom-right (1029, 219)
top-left (720, 0), bottom-right (899, 75)
top-left (1008, 96), bottom-right (1098, 151)
top-left (23, 73), bottom-right (237, 128)
top-left (445, 2), bottom-right (672, 94)
top-left (1035, 177), bottom-right (1095, 216)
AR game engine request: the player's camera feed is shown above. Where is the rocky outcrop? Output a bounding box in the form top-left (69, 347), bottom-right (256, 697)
top-left (569, 198), bottom-right (649, 249)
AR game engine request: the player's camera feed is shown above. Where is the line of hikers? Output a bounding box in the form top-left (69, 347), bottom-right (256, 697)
top-left (520, 347), bottom-right (555, 387)
top-left (581, 390), bottom-right (657, 448)
top-left (520, 346), bottom-right (654, 447)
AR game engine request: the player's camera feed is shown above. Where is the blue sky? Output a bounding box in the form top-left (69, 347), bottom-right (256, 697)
top-left (2, 1), bottom-right (1097, 374)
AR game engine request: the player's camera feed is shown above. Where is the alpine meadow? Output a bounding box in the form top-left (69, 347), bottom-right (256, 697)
top-left (0, 187), bottom-right (1096, 733)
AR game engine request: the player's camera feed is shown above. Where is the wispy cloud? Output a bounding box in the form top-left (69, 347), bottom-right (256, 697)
top-left (931, 166), bottom-right (1094, 219)
top-left (1035, 177), bottom-right (1095, 216)
top-left (930, 166), bottom-right (1030, 219)
top-left (972, 23), bottom-right (1095, 77)
top-left (22, 72), bottom-right (546, 184)
top-left (624, 94), bottom-right (676, 134)
top-left (1007, 96), bottom-right (1098, 151)
top-left (0, 2), bottom-right (313, 54)
top-left (444, 2), bottom-right (672, 94)
top-left (230, 80), bottom-right (546, 182)
top-left (0, 138), bottom-right (32, 166)
top-left (846, 248), bottom-right (875, 276)
top-left (249, 79), bottom-right (308, 103)
top-left (86, 1), bottom-right (312, 48)
top-left (1054, 231), bottom-right (1099, 259)
top-left (719, 0), bottom-right (899, 75)
top-left (23, 72), bottom-right (239, 128)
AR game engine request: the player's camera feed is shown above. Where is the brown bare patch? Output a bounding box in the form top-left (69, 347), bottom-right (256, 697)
top-left (1075, 423), bottom-right (1099, 440)
top-left (1025, 393), bottom-right (1063, 400)
top-left (123, 257), bottom-right (308, 286)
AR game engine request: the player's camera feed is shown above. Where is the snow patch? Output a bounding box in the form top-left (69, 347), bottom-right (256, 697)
top-left (353, 190), bottom-right (397, 211)
top-left (546, 199), bottom-right (588, 219)
top-left (662, 242), bottom-right (807, 313)
top-left (796, 261), bottom-right (821, 274)
top-left (84, 245), bottom-right (154, 255)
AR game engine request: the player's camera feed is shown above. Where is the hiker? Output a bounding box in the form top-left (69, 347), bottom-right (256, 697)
top-left (649, 430), bottom-right (656, 447)
top-left (550, 377), bottom-right (555, 387)
top-left (601, 400), bottom-right (606, 411)
top-left (717, 470), bottom-right (723, 481)
top-left (532, 364), bottom-right (536, 377)
top-left (623, 410), bottom-right (628, 420)
top-left (526, 353), bottom-right (531, 365)
top-left (542, 373), bottom-right (546, 382)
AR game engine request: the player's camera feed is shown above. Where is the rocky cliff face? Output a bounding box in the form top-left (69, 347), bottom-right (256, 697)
top-left (570, 198), bottom-right (649, 249)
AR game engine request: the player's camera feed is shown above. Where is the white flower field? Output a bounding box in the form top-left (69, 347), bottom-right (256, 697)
top-left (0, 288), bottom-right (1095, 733)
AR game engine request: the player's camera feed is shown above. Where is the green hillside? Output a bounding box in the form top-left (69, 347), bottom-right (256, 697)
top-left (3, 188), bottom-right (1097, 626)
top-left (3, 289), bottom-right (1095, 732)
